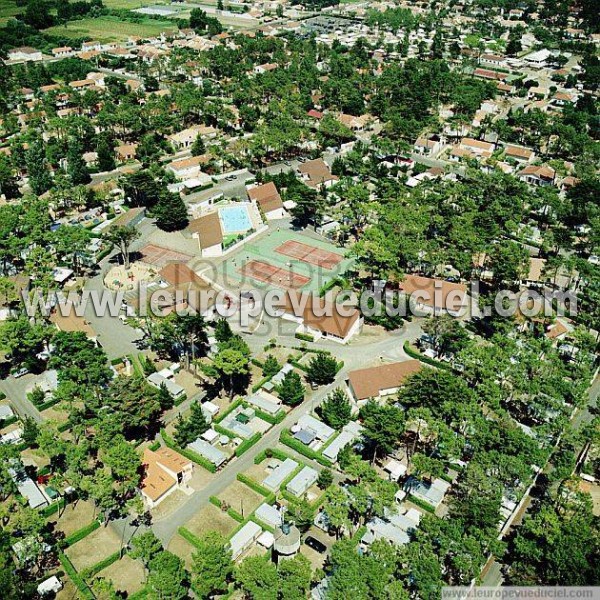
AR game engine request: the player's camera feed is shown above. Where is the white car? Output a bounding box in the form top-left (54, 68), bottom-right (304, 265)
top-left (12, 367), bottom-right (29, 378)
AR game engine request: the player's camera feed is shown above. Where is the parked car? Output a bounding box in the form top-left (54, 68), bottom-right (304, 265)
top-left (11, 367), bottom-right (29, 378)
top-left (304, 536), bottom-right (327, 554)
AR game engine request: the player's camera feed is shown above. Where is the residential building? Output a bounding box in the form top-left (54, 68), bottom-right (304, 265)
top-left (346, 360), bottom-right (422, 404)
top-left (229, 521), bottom-right (262, 560)
top-left (140, 447), bottom-right (193, 508)
top-left (188, 212), bottom-right (223, 257)
top-left (286, 466), bottom-right (318, 497)
top-left (247, 182), bottom-right (286, 220)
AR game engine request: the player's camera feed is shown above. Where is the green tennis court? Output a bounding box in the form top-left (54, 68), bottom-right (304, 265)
top-left (220, 229), bottom-right (353, 293)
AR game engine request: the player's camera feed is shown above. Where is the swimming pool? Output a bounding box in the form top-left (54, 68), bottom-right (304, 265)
top-left (219, 205), bottom-right (253, 235)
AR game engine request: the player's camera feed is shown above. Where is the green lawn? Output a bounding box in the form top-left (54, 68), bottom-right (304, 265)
top-left (103, 0), bottom-right (170, 8)
top-left (44, 15), bottom-right (177, 42)
top-left (0, 0), bottom-right (22, 24)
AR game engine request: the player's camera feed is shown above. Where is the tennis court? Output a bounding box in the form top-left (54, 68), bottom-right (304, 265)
top-left (239, 260), bottom-right (310, 290)
top-left (217, 229), bottom-right (354, 294)
top-left (138, 244), bottom-right (192, 268)
top-left (275, 239), bottom-right (343, 269)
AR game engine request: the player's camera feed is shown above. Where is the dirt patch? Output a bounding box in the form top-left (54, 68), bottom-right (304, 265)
top-left (51, 500), bottom-right (97, 537)
top-left (149, 490), bottom-right (186, 521)
top-left (55, 575), bottom-right (78, 600)
top-left (20, 447), bottom-right (50, 470)
top-left (167, 533), bottom-right (198, 570)
top-left (94, 555), bottom-right (145, 595)
top-left (217, 481), bottom-right (264, 517)
top-left (189, 467), bottom-right (216, 491)
top-left (65, 526), bottom-right (121, 572)
top-left (185, 504), bottom-right (238, 538)
top-left (173, 370), bottom-right (204, 397)
top-left (243, 463), bottom-right (269, 482)
top-left (41, 404), bottom-right (69, 423)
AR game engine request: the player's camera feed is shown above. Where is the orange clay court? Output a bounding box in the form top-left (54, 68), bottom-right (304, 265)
top-left (138, 244), bottom-right (192, 268)
top-left (239, 260), bottom-right (310, 290)
top-left (275, 240), bottom-right (343, 269)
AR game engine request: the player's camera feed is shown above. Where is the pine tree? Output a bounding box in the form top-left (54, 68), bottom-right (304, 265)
top-left (174, 414), bottom-right (192, 447)
top-left (214, 318), bottom-right (233, 342)
top-left (191, 135), bottom-right (206, 157)
top-left (319, 388), bottom-right (352, 430)
top-left (154, 192), bottom-right (189, 232)
top-left (279, 371), bottom-right (305, 406)
top-left (306, 353), bottom-right (339, 386)
top-left (67, 138), bottom-right (91, 185)
top-left (262, 355), bottom-right (280, 378)
top-left (188, 401), bottom-right (209, 440)
top-left (317, 469), bottom-right (333, 490)
top-left (97, 135), bottom-right (116, 172)
top-left (26, 138), bottom-right (51, 195)
top-left (157, 383), bottom-right (175, 410)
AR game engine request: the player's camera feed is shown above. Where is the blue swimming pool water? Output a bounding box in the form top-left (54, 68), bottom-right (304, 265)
top-left (219, 205), bottom-right (252, 234)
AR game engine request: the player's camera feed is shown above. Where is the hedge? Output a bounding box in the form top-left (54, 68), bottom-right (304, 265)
top-left (288, 359), bottom-right (308, 372)
top-left (129, 587), bottom-right (151, 600)
top-left (0, 415), bottom-right (17, 427)
top-left (209, 495), bottom-right (222, 508)
top-left (215, 398), bottom-right (244, 424)
top-left (63, 520), bottom-right (100, 548)
top-left (59, 553), bottom-right (94, 599)
top-left (81, 549), bottom-right (121, 579)
top-left (251, 376), bottom-right (272, 393)
top-left (279, 430), bottom-right (332, 467)
top-left (227, 507), bottom-right (244, 522)
top-left (236, 473), bottom-right (271, 497)
top-left (149, 440), bottom-right (161, 451)
top-left (41, 498), bottom-right (66, 518)
top-left (294, 332), bottom-right (314, 343)
top-left (161, 429), bottom-right (217, 473)
top-left (213, 423), bottom-right (235, 439)
top-left (235, 433), bottom-right (261, 457)
top-left (254, 447), bottom-right (289, 465)
top-left (402, 341), bottom-right (453, 371)
top-left (178, 526), bottom-right (202, 549)
top-left (251, 516), bottom-right (275, 534)
top-left (407, 494), bottom-right (436, 514)
top-left (37, 396), bottom-right (62, 411)
top-left (252, 407), bottom-right (285, 425)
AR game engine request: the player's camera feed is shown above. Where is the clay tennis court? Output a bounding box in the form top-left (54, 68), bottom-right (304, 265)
top-left (138, 244), bottom-right (192, 268)
top-left (275, 240), bottom-right (343, 269)
top-left (240, 260), bottom-right (310, 290)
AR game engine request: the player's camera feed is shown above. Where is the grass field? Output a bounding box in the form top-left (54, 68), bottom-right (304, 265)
top-left (0, 0), bottom-right (22, 24)
top-left (44, 15), bottom-right (177, 42)
top-left (103, 0), bottom-right (170, 8)
top-left (95, 555), bottom-right (145, 596)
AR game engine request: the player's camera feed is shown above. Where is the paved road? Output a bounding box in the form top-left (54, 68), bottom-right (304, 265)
top-left (0, 373), bottom-right (44, 423)
top-left (82, 262), bottom-right (145, 360)
top-left (143, 315), bottom-right (422, 545)
top-left (151, 375), bottom-right (345, 545)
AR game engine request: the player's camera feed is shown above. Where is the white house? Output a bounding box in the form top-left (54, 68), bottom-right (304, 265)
top-left (247, 182), bottom-right (286, 220)
top-left (8, 47), bottom-right (43, 62)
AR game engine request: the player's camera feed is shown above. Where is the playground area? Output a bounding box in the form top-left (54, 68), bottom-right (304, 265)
top-left (216, 229), bottom-right (353, 294)
top-left (104, 262), bottom-right (156, 291)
